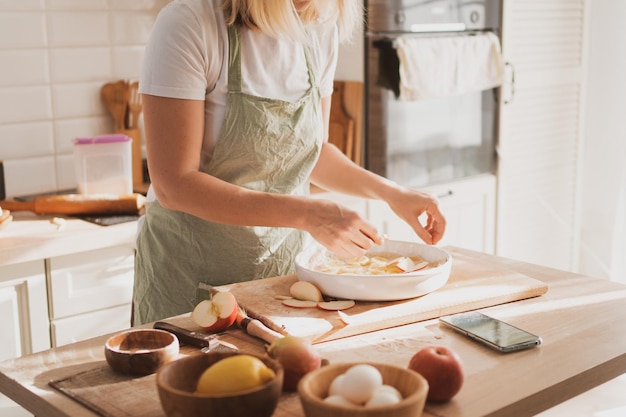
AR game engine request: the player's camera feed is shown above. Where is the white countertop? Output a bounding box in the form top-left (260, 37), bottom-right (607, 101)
top-left (0, 212), bottom-right (138, 267)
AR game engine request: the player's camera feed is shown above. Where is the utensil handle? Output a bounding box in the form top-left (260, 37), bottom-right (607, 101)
top-left (238, 316), bottom-right (283, 345)
top-left (153, 322), bottom-right (213, 349)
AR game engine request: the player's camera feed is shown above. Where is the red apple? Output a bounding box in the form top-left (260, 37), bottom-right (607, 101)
top-left (408, 345), bottom-right (464, 402)
top-left (191, 291), bottom-right (238, 332)
top-left (267, 335), bottom-right (322, 391)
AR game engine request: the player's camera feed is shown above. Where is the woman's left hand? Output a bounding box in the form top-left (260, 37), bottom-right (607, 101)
top-left (385, 187), bottom-right (447, 245)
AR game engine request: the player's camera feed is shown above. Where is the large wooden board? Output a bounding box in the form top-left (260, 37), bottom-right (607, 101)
top-left (224, 250), bottom-right (549, 343)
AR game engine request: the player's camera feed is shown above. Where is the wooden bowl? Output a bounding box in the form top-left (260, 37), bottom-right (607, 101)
top-left (104, 329), bottom-right (179, 375)
top-left (298, 362), bottom-right (428, 417)
top-left (156, 351), bottom-right (284, 417)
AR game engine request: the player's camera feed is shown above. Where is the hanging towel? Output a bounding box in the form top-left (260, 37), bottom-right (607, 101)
top-left (395, 32), bottom-right (504, 101)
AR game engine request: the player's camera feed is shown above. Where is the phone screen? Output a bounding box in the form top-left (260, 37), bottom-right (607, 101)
top-left (439, 311), bottom-right (542, 353)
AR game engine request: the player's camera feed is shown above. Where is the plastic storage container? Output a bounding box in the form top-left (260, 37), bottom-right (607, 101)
top-left (73, 134), bottom-right (133, 195)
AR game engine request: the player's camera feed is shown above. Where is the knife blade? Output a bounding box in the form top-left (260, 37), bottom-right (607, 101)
top-left (153, 321), bottom-right (238, 352)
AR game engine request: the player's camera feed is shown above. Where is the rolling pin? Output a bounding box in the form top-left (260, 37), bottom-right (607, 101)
top-left (0, 193), bottom-right (146, 215)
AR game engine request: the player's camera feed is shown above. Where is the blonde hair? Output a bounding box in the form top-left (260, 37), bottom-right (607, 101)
top-left (222, 0), bottom-right (361, 43)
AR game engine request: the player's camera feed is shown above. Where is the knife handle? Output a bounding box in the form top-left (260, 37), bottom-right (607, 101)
top-left (153, 321), bottom-right (212, 349)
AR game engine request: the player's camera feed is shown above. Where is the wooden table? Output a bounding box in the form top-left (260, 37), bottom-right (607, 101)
top-left (2, 247), bottom-right (626, 417)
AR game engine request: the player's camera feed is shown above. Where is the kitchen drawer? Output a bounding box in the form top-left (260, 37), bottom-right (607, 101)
top-left (48, 245), bottom-right (134, 320)
top-left (51, 303), bottom-right (132, 347)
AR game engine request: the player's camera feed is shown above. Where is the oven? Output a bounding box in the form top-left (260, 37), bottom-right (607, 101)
top-left (364, 0), bottom-right (503, 188)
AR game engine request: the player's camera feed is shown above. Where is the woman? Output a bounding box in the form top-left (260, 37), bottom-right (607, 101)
top-left (133, 0), bottom-right (446, 325)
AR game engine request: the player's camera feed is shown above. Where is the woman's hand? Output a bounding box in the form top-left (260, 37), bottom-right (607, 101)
top-left (304, 199), bottom-right (385, 259)
top-left (385, 187), bottom-right (447, 245)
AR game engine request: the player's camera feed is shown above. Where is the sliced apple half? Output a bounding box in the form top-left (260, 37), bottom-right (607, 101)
top-left (191, 291), bottom-right (239, 332)
top-left (289, 281), bottom-right (323, 302)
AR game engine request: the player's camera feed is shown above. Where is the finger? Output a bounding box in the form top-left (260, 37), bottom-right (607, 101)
top-left (335, 241), bottom-right (367, 260)
top-left (358, 222), bottom-right (385, 246)
top-left (428, 218), bottom-right (446, 245)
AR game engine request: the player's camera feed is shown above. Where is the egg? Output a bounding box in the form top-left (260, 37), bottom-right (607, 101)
top-left (374, 384), bottom-right (402, 401)
top-left (328, 373), bottom-right (345, 397)
top-left (365, 391), bottom-right (401, 407)
top-left (337, 364), bottom-right (383, 405)
top-left (324, 395), bottom-right (356, 407)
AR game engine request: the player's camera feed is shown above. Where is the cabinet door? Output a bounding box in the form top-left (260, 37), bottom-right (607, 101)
top-left (51, 304), bottom-right (132, 347)
top-left (48, 245), bottom-right (134, 321)
top-left (497, 0), bottom-right (589, 270)
top-left (369, 175), bottom-right (496, 253)
top-left (0, 262), bottom-right (50, 361)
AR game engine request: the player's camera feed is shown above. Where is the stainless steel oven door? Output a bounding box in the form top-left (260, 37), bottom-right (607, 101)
top-left (364, 35), bottom-right (499, 187)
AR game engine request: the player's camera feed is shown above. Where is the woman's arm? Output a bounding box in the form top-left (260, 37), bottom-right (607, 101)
top-left (310, 97), bottom-right (446, 245)
top-left (142, 93), bottom-right (383, 257)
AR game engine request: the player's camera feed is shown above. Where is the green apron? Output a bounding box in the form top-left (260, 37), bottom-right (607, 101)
top-left (133, 25), bottom-right (323, 325)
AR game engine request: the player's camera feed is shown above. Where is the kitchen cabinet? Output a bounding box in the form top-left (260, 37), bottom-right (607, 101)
top-left (0, 262), bottom-right (48, 417)
top-left (0, 214), bottom-right (138, 350)
top-left (368, 175), bottom-right (496, 253)
top-left (497, 0), bottom-right (589, 271)
top-left (48, 245), bottom-right (135, 347)
top-left (0, 262), bottom-right (50, 361)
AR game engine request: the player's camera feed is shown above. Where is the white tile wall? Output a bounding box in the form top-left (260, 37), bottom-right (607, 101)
top-left (0, 0), bottom-right (170, 198)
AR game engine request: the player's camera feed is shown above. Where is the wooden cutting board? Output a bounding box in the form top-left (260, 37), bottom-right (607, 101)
top-left (223, 249), bottom-right (549, 343)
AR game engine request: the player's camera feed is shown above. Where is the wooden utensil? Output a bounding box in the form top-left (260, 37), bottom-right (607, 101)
top-left (128, 81), bottom-right (142, 129)
top-left (0, 193), bottom-right (146, 215)
top-left (101, 80), bottom-right (129, 131)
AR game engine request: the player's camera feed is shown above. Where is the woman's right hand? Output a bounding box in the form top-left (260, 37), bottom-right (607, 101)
top-left (303, 199), bottom-right (385, 259)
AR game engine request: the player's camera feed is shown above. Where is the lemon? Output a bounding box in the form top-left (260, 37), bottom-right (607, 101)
top-left (195, 354), bottom-right (276, 395)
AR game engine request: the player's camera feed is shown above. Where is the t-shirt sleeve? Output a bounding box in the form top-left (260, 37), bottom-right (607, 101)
top-left (318, 24), bottom-right (339, 99)
top-left (139, 3), bottom-right (218, 100)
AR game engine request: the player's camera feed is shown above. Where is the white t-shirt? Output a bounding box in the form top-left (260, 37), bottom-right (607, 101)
top-left (140, 0), bottom-right (339, 161)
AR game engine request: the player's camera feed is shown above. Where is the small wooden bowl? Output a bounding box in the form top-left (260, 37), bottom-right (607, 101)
top-left (298, 362), bottom-right (428, 417)
top-left (156, 351), bottom-right (283, 417)
top-left (104, 329), bottom-right (179, 375)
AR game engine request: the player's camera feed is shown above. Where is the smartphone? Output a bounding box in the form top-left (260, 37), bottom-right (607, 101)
top-left (439, 311), bottom-right (542, 353)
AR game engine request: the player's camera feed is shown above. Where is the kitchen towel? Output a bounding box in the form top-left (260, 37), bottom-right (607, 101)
top-left (395, 32), bottom-right (504, 101)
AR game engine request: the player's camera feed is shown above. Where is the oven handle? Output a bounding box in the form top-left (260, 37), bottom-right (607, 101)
top-left (409, 23), bottom-right (467, 32)
top-left (503, 61), bottom-right (516, 105)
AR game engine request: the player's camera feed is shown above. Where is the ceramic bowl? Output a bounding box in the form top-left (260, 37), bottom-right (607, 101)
top-left (104, 328), bottom-right (179, 375)
top-left (156, 351), bottom-right (283, 417)
top-left (295, 240), bottom-right (452, 301)
top-left (298, 362), bottom-right (428, 417)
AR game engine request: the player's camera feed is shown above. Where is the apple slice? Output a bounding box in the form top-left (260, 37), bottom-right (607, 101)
top-left (191, 291), bottom-right (239, 332)
top-left (274, 295), bottom-right (293, 300)
top-left (317, 300), bottom-right (356, 311)
top-left (387, 257), bottom-right (429, 273)
top-left (289, 281), bottom-right (323, 302)
top-left (282, 299), bottom-right (318, 308)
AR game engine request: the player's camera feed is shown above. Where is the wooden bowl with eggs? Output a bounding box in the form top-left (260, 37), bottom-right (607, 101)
top-left (298, 362), bottom-right (428, 417)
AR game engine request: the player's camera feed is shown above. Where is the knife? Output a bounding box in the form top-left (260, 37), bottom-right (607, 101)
top-left (153, 321), bottom-right (238, 352)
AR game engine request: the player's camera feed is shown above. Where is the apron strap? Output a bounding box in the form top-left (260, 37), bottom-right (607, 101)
top-left (227, 25), bottom-right (243, 93)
